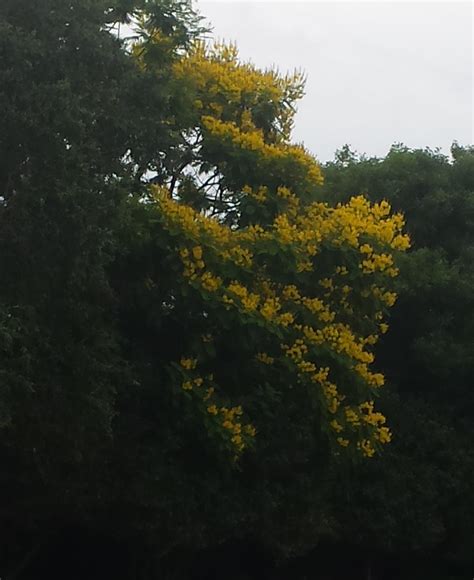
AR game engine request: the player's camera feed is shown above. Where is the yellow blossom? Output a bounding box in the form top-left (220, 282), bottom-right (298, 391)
top-left (256, 352), bottom-right (274, 365)
top-left (180, 357), bottom-right (197, 370)
top-left (192, 245), bottom-right (203, 260)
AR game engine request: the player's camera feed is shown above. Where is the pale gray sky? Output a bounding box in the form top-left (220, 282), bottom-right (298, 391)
top-left (198, 1), bottom-right (473, 162)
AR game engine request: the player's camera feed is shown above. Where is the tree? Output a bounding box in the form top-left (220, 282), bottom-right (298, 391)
top-left (319, 143), bottom-right (474, 575)
top-left (98, 37), bottom-right (409, 567)
top-left (0, 0), bottom-right (203, 575)
top-left (131, 38), bottom-right (409, 459)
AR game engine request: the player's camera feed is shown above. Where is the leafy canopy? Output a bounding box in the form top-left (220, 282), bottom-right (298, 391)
top-left (133, 38), bottom-right (410, 460)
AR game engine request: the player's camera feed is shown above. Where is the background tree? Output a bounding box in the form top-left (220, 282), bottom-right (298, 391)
top-left (0, 0), bottom-right (203, 576)
top-left (318, 143), bottom-right (474, 578)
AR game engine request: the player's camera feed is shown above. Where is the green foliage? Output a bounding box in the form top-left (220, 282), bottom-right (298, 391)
top-left (321, 143), bottom-right (474, 568)
top-left (0, 0), bottom-right (207, 558)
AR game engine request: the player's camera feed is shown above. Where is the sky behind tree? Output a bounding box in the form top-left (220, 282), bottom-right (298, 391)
top-left (198, 1), bottom-right (473, 161)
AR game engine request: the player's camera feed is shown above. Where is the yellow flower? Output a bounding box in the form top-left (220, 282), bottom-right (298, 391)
top-left (277, 312), bottom-right (294, 327)
top-left (358, 439), bottom-right (375, 457)
top-left (193, 246), bottom-right (202, 260)
top-left (203, 387), bottom-right (214, 401)
top-left (231, 434), bottom-right (243, 446)
top-left (200, 271), bottom-right (222, 292)
top-left (244, 424), bottom-right (256, 437)
top-left (376, 426), bottom-right (392, 443)
top-left (345, 407), bottom-right (361, 426)
top-left (256, 352), bottom-right (274, 365)
top-left (180, 357), bottom-right (197, 370)
top-left (260, 298), bottom-right (281, 321)
top-left (282, 285), bottom-right (301, 302)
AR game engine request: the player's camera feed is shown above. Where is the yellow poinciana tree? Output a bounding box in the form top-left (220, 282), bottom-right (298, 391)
top-left (134, 36), bottom-right (410, 461)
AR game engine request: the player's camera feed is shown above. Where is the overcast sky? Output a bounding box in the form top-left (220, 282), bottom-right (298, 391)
top-left (197, 1), bottom-right (473, 162)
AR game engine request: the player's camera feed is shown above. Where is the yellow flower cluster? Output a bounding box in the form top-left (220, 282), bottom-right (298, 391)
top-left (282, 285), bottom-right (301, 302)
top-left (358, 439), bottom-right (375, 458)
top-left (324, 380), bottom-right (343, 414)
top-left (207, 404), bottom-right (257, 453)
top-left (135, 34), bottom-right (415, 462)
top-left (180, 248), bottom-right (204, 280)
top-left (226, 246), bottom-right (253, 268)
top-left (273, 213), bottom-right (298, 244)
top-left (173, 41), bottom-right (305, 141)
top-left (256, 352), bottom-right (275, 365)
top-left (370, 285), bottom-right (398, 307)
top-left (156, 187), bottom-right (231, 246)
top-left (277, 312), bottom-right (294, 327)
top-left (361, 253), bottom-right (395, 275)
top-left (260, 297), bottom-right (282, 321)
top-left (201, 116), bottom-right (323, 188)
top-left (200, 271), bottom-right (222, 292)
top-left (302, 297), bottom-right (334, 323)
top-left (226, 281), bottom-right (260, 311)
top-left (282, 339), bottom-right (308, 362)
top-left (280, 322), bottom-right (391, 452)
top-left (379, 323), bottom-right (389, 334)
top-left (180, 357), bottom-right (197, 370)
top-left (243, 185), bottom-right (268, 203)
top-left (182, 377), bottom-right (204, 391)
top-left (202, 116), bottom-right (267, 152)
top-left (277, 186), bottom-right (300, 214)
top-left (327, 400), bottom-right (392, 455)
top-left (354, 363), bottom-right (385, 388)
top-left (375, 426), bottom-right (392, 444)
top-left (178, 355), bottom-right (255, 456)
top-left (221, 405), bottom-right (245, 450)
top-left (297, 196), bottom-right (409, 256)
top-left (153, 99), bottom-right (409, 460)
top-left (359, 401), bottom-right (386, 426)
